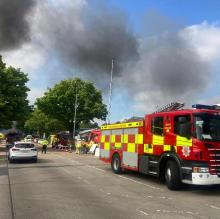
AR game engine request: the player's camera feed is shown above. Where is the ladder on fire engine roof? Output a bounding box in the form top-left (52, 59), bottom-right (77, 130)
top-left (154, 102), bottom-right (184, 113)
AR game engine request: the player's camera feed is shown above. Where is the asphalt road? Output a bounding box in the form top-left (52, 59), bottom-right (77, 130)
top-left (1, 150), bottom-right (220, 219)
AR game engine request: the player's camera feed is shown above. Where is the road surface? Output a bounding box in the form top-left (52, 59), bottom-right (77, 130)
top-left (1, 150), bottom-right (220, 219)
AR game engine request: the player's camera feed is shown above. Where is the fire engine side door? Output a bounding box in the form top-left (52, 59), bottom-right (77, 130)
top-left (144, 114), bottom-right (165, 156)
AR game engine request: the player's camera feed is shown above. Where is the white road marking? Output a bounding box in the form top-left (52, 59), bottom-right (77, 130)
top-left (155, 209), bottom-right (199, 215)
top-left (117, 175), bottom-right (163, 191)
top-left (186, 211), bottom-right (194, 214)
top-left (137, 209), bottom-right (149, 216)
top-left (144, 195), bottom-right (153, 198)
top-left (209, 205), bottom-right (220, 210)
top-left (159, 196), bottom-right (174, 200)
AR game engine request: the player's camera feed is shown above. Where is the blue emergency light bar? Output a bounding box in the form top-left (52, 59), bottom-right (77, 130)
top-left (192, 104), bottom-right (220, 110)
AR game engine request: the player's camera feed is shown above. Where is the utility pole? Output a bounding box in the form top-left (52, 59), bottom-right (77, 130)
top-left (107, 59), bottom-right (114, 124)
top-left (71, 81), bottom-right (78, 152)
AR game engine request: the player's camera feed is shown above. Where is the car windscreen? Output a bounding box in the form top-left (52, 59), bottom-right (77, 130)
top-left (15, 143), bottom-right (35, 148)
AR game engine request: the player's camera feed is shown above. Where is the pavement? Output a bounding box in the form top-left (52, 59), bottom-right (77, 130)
top-left (1, 143), bottom-right (220, 218)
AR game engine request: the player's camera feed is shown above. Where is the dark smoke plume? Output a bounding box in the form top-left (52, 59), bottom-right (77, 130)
top-left (120, 11), bottom-right (210, 111)
top-left (40, 2), bottom-right (139, 80)
top-left (1, 2), bottom-right (211, 112)
top-left (0, 0), bottom-right (35, 51)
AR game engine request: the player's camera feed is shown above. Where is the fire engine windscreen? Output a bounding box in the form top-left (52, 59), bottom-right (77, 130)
top-left (194, 113), bottom-right (220, 142)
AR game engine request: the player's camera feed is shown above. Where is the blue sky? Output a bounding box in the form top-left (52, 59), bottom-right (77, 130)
top-left (2, 0), bottom-right (220, 123)
top-left (109, 0), bottom-right (220, 25)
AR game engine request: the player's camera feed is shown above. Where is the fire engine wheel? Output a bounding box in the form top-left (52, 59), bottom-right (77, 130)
top-left (165, 160), bottom-right (182, 190)
top-left (111, 153), bottom-right (122, 174)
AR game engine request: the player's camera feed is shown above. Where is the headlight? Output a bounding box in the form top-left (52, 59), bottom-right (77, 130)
top-left (193, 167), bottom-right (209, 173)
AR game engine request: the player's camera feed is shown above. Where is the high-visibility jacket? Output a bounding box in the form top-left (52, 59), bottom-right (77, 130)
top-left (40, 140), bottom-right (49, 146)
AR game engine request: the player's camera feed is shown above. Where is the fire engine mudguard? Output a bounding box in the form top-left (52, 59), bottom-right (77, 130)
top-left (111, 153), bottom-right (122, 174)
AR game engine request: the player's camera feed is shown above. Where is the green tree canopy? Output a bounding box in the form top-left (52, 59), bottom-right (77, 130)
top-left (36, 78), bottom-right (107, 137)
top-left (25, 109), bottom-right (65, 136)
top-left (0, 55), bottom-right (30, 129)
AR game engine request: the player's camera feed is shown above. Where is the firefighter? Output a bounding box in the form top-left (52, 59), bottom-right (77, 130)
top-left (41, 139), bottom-right (48, 154)
top-left (75, 139), bottom-right (82, 154)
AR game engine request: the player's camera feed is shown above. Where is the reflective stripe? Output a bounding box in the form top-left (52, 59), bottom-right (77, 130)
top-left (114, 142), bottom-right (122, 148)
top-left (104, 142), bottom-right (110, 150)
top-left (111, 135), bottom-right (115, 143)
top-left (176, 136), bottom-right (192, 146)
top-left (164, 145), bottom-right (171, 151)
top-left (144, 144), bottom-right (153, 154)
top-left (127, 143), bottom-right (136, 152)
top-left (123, 134), bottom-right (128, 143)
top-left (135, 134), bottom-right (143, 144)
top-left (101, 135), bottom-right (105, 143)
top-left (153, 135), bottom-right (164, 145)
top-left (101, 121), bottom-right (143, 130)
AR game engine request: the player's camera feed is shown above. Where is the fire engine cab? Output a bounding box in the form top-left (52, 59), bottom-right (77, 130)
top-left (100, 103), bottom-right (220, 190)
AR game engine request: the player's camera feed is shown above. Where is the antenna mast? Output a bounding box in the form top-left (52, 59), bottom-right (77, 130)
top-left (107, 59), bottom-right (114, 124)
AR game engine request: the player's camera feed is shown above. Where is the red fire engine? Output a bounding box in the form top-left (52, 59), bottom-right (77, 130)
top-left (100, 103), bottom-right (220, 190)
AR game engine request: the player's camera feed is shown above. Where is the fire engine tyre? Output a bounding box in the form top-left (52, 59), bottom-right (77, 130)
top-left (111, 153), bottom-right (122, 174)
top-left (165, 160), bottom-right (182, 190)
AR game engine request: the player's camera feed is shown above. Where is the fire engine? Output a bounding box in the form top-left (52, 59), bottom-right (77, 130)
top-left (100, 102), bottom-right (220, 190)
top-left (76, 129), bottom-right (101, 153)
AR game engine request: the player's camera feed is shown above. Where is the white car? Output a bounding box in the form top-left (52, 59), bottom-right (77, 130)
top-left (8, 141), bottom-right (38, 163)
top-left (24, 135), bottom-right (33, 142)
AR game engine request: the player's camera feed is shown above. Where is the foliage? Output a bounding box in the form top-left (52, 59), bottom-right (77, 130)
top-left (0, 55), bottom-right (31, 129)
top-left (36, 78), bottom-right (107, 137)
top-left (24, 109), bottom-right (65, 136)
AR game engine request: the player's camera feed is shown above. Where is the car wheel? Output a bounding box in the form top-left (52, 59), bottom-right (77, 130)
top-left (111, 153), bottom-right (122, 174)
top-left (165, 160), bottom-right (182, 190)
top-left (9, 158), bottom-right (13, 163)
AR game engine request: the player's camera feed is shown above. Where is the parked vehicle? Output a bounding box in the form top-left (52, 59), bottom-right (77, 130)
top-left (100, 103), bottom-right (220, 190)
top-left (8, 141), bottom-right (38, 163)
top-left (24, 135), bottom-right (33, 142)
top-left (6, 132), bottom-right (21, 144)
top-left (76, 129), bottom-right (101, 154)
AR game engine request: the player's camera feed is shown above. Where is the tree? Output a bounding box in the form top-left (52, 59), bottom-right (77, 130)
top-left (36, 78), bottom-right (107, 138)
top-left (0, 55), bottom-right (31, 129)
top-left (24, 109), bottom-right (65, 136)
